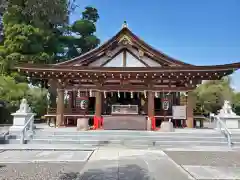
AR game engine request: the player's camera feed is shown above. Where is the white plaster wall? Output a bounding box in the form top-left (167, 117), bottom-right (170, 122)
top-left (126, 46), bottom-right (161, 67)
top-left (104, 53), bottom-right (123, 67)
top-left (89, 46), bottom-right (126, 67)
top-left (87, 46), bottom-right (162, 67)
top-left (142, 56), bottom-right (162, 67)
top-left (126, 52), bottom-right (145, 67)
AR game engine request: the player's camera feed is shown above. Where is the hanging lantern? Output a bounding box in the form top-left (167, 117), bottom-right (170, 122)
top-left (144, 90), bottom-right (147, 98)
top-left (131, 91), bottom-right (133, 99)
top-left (47, 92), bottom-right (50, 108)
top-left (90, 89), bottom-right (92, 97)
top-left (64, 90), bottom-right (69, 104)
top-left (104, 91), bottom-right (107, 98)
top-left (124, 92), bottom-right (126, 98)
top-left (64, 90), bottom-right (69, 100)
top-left (47, 92), bottom-right (50, 101)
top-left (137, 92), bottom-right (139, 98)
top-left (118, 90), bottom-right (120, 98)
top-left (111, 92), bottom-right (113, 97)
top-left (77, 90), bottom-right (80, 97)
top-left (155, 92), bottom-right (158, 98)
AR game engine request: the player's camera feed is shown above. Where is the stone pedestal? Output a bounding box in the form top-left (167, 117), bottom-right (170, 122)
top-left (217, 117), bottom-right (240, 129)
top-left (216, 100), bottom-right (240, 129)
top-left (146, 118), bottom-right (151, 131)
top-left (77, 118), bottom-right (89, 131)
top-left (9, 112), bottom-right (35, 132)
top-left (160, 121), bottom-right (174, 132)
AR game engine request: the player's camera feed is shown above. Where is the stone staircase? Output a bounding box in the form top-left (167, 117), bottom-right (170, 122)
top-left (21, 128), bottom-right (240, 148)
top-left (3, 124), bottom-right (240, 149)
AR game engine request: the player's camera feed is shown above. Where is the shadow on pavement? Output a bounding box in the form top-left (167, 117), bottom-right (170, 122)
top-left (58, 164), bottom-right (151, 180)
top-left (0, 164), bottom-right (6, 169)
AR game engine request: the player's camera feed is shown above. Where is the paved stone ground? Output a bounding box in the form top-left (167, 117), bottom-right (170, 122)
top-left (0, 148), bottom-right (193, 180)
top-left (165, 151), bottom-right (240, 179)
top-left (0, 163), bottom-right (85, 180)
top-left (0, 148), bottom-right (240, 179)
top-left (0, 150), bottom-right (93, 163)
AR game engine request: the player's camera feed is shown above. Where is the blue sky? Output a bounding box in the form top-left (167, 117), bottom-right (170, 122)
top-left (71, 0), bottom-right (240, 90)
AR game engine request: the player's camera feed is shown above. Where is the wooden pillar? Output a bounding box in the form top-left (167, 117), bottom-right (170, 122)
top-left (94, 91), bottom-right (102, 129)
top-left (148, 91), bottom-right (155, 130)
top-left (56, 88), bottom-right (64, 127)
top-left (148, 91), bottom-right (155, 117)
top-left (95, 91), bottom-right (102, 117)
top-left (186, 92), bottom-right (194, 128)
top-left (123, 50), bottom-right (126, 67)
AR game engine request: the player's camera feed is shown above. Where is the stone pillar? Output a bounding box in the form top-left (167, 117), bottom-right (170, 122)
top-left (94, 91), bottom-right (102, 129)
top-left (56, 88), bottom-right (64, 127)
top-left (186, 92), bottom-right (194, 128)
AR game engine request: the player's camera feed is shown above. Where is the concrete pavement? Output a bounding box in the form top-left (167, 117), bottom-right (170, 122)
top-left (0, 147), bottom-right (240, 179)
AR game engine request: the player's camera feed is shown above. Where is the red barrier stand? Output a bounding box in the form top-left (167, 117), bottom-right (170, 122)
top-left (93, 116), bottom-right (103, 129)
top-left (150, 116), bottom-right (156, 131)
top-left (93, 116), bottom-right (99, 129)
top-left (100, 117), bottom-right (104, 128)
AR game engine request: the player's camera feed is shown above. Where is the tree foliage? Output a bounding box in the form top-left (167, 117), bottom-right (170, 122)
top-left (0, 1), bottom-right (100, 73)
top-left (0, 76), bottom-right (48, 123)
top-left (61, 6), bottom-right (100, 60)
top-left (193, 77), bottom-right (235, 114)
top-left (26, 87), bottom-right (48, 117)
top-left (0, 1), bottom-right (101, 122)
top-left (0, 76), bottom-right (28, 109)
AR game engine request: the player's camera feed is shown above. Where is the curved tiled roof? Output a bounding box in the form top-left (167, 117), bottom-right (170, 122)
top-left (55, 26), bottom-right (193, 66)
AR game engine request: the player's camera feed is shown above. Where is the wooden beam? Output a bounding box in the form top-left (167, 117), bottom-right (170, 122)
top-left (68, 85), bottom-right (194, 92)
top-left (123, 50), bottom-right (126, 67)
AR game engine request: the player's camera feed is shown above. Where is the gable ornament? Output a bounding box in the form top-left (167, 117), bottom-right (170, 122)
top-left (118, 35), bottom-right (133, 46)
top-left (138, 49), bottom-right (144, 58)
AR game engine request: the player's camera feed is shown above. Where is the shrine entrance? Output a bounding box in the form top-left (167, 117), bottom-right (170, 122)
top-left (102, 92), bottom-right (147, 130)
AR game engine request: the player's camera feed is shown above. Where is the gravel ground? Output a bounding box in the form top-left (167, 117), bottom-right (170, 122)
top-left (0, 163), bottom-right (85, 180)
top-left (165, 151), bottom-right (240, 166)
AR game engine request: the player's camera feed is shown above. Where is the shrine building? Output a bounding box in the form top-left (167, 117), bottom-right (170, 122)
top-left (15, 22), bottom-right (240, 130)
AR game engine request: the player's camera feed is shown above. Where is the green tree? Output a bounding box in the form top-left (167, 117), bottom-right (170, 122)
top-left (0, 76), bottom-right (48, 123)
top-left (232, 92), bottom-right (240, 115)
top-left (26, 87), bottom-right (48, 117)
top-left (0, 75), bottom-right (28, 110)
top-left (193, 77), bottom-right (234, 114)
top-left (0, 1), bottom-right (100, 70)
top-left (0, 1), bottom-right (101, 122)
top-left (0, 0), bottom-right (70, 75)
top-left (62, 6), bottom-right (100, 60)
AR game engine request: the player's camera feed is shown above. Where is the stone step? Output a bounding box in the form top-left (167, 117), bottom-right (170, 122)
top-left (32, 133), bottom-right (240, 140)
top-left (34, 130), bottom-right (222, 134)
top-left (31, 135), bottom-right (230, 142)
top-left (29, 138), bottom-right (236, 146)
top-left (35, 129), bottom-right (220, 134)
top-left (34, 131), bottom-right (224, 137)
